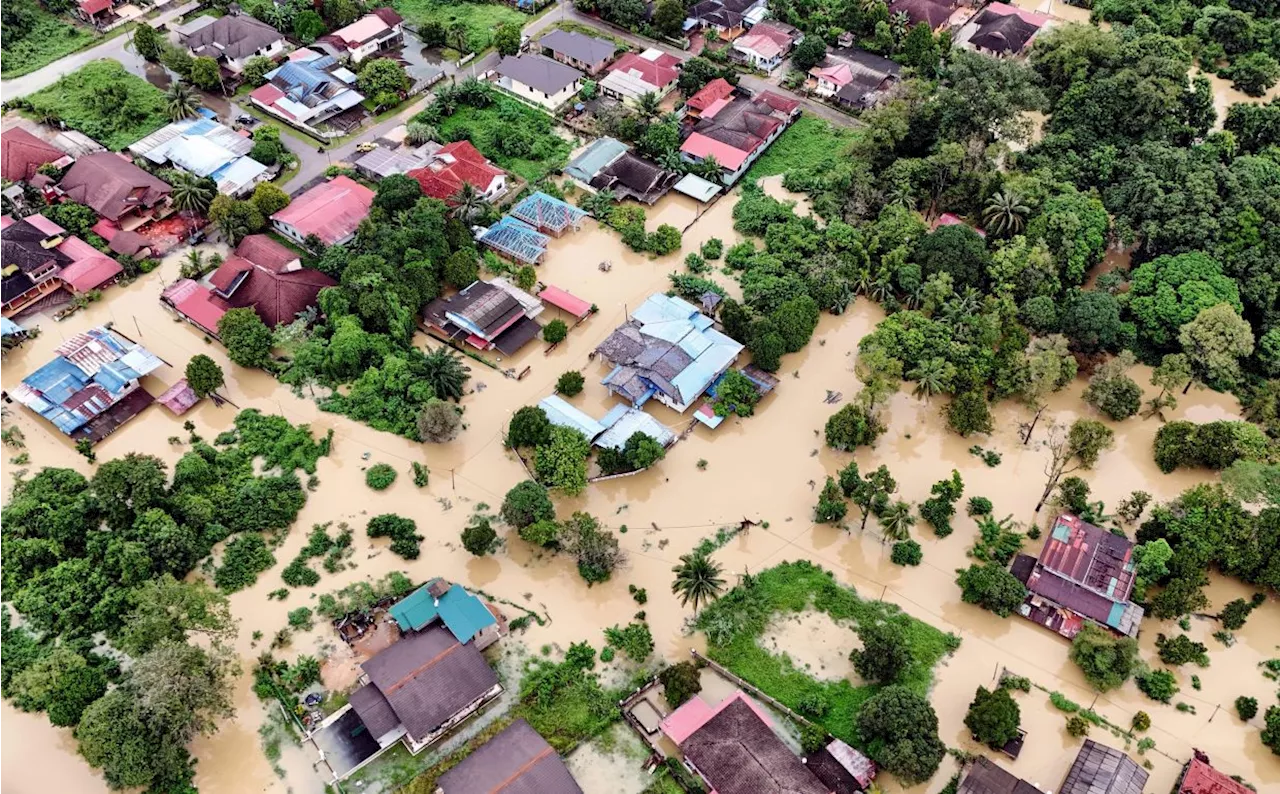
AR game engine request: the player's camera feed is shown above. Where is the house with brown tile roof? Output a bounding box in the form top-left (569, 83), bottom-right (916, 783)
top-left (436, 719), bottom-right (584, 794)
top-left (1, 128), bottom-right (72, 183)
top-left (2, 214), bottom-right (122, 315)
top-left (56, 153), bottom-right (172, 226)
top-left (180, 13), bottom-right (287, 75)
top-left (406, 141), bottom-right (507, 204)
top-left (679, 90), bottom-right (801, 185)
top-left (421, 278), bottom-right (545, 355)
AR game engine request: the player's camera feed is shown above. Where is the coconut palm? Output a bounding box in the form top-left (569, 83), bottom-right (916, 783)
top-left (693, 154), bottom-right (722, 182)
top-left (657, 149), bottom-right (684, 172)
top-left (420, 346), bottom-right (471, 401)
top-left (164, 81), bottom-right (200, 122)
top-left (405, 121), bottom-right (438, 145)
top-left (880, 500), bottom-right (916, 542)
top-left (636, 91), bottom-right (663, 121)
top-left (169, 172), bottom-right (214, 215)
top-left (447, 22), bottom-right (469, 54)
top-left (908, 357), bottom-right (954, 402)
top-left (884, 182), bottom-right (916, 210)
top-left (671, 552), bottom-right (725, 613)
top-left (983, 188), bottom-right (1030, 236)
top-left (450, 182), bottom-right (485, 221)
top-left (890, 11), bottom-right (911, 45)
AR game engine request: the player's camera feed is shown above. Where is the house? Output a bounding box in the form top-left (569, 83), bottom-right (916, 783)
top-left (806, 739), bottom-right (877, 794)
top-left (11, 326), bottom-right (163, 443)
top-left (731, 21), bottom-right (800, 71)
top-left (436, 719), bottom-right (583, 794)
top-left (156, 379), bottom-right (200, 415)
top-left (1, 128), bottom-right (72, 183)
top-left (387, 578), bottom-right (506, 650)
top-left (75, 0), bottom-right (115, 27)
top-left (688, 0), bottom-right (765, 38)
top-left (56, 153), bottom-right (172, 228)
top-left (495, 54), bottom-right (585, 110)
top-left (1011, 514), bottom-right (1145, 640)
top-left (600, 49), bottom-right (681, 104)
top-left (127, 118), bottom-right (268, 197)
top-left (322, 8), bottom-right (404, 63)
top-left (811, 51), bottom-right (901, 108)
top-left (564, 137), bottom-right (676, 204)
top-left (353, 143), bottom-right (433, 179)
top-left (1175, 752), bottom-right (1252, 794)
top-left (2, 214), bottom-right (123, 315)
top-left (887, 0), bottom-right (954, 31)
top-left (421, 278), bottom-right (545, 355)
top-left (249, 49), bottom-right (364, 132)
top-left (660, 690), bottom-right (829, 794)
top-left (161, 234), bottom-right (334, 335)
top-left (508, 190), bottom-right (589, 236)
top-left (310, 624), bottom-right (503, 781)
top-left (957, 3), bottom-right (1049, 57)
top-left (271, 175), bottom-right (373, 247)
top-left (539, 394), bottom-right (607, 441)
top-left (180, 13), bottom-right (287, 75)
top-left (595, 293), bottom-right (744, 413)
top-left (539, 29), bottom-right (616, 75)
top-left (958, 741), bottom-right (1147, 794)
top-left (679, 90), bottom-right (801, 184)
top-left (538, 285), bottom-right (592, 322)
top-left (684, 78), bottom-right (737, 121)
top-left (594, 404), bottom-right (675, 450)
top-left (406, 140), bottom-right (507, 204)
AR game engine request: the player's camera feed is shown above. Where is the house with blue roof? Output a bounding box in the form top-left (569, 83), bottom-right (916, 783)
top-left (388, 578), bottom-right (505, 650)
top-left (594, 294), bottom-right (744, 413)
top-left (10, 326), bottom-right (164, 443)
top-left (250, 49), bottom-right (364, 133)
top-left (127, 118), bottom-right (269, 197)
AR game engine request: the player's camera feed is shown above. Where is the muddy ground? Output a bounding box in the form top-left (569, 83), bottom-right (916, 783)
top-left (2, 179), bottom-right (1278, 794)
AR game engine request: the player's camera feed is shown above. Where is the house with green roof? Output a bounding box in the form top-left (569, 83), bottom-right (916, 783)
top-left (388, 578), bottom-right (505, 650)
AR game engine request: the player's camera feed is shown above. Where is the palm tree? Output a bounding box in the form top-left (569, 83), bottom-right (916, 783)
top-left (169, 172), bottom-right (214, 215)
top-left (657, 150), bottom-right (684, 172)
top-left (880, 501), bottom-right (916, 542)
top-left (983, 189), bottom-right (1030, 236)
top-left (447, 22), bottom-right (469, 54)
top-left (165, 82), bottom-right (199, 122)
top-left (420, 347), bottom-right (471, 401)
top-left (671, 552), bottom-right (725, 613)
top-left (890, 11), bottom-right (911, 46)
top-left (694, 154), bottom-right (722, 182)
top-left (636, 91), bottom-right (662, 121)
top-left (884, 182), bottom-right (916, 210)
top-left (450, 182), bottom-right (485, 221)
top-left (908, 357), bottom-right (954, 402)
top-left (406, 122), bottom-right (438, 145)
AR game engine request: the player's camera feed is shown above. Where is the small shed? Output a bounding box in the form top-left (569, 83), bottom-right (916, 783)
top-left (807, 738), bottom-right (876, 794)
top-left (156, 379), bottom-right (200, 415)
top-left (538, 285), bottom-right (591, 320)
top-left (674, 173), bottom-right (723, 202)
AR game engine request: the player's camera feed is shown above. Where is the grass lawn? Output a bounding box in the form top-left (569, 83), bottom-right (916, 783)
top-left (548, 20), bottom-right (630, 50)
top-left (744, 115), bottom-right (861, 182)
top-left (21, 59), bottom-right (168, 150)
top-left (695, 560), bottom-right (961, 747)
top-left (1, 10), bottom-right (98, 79)
top-left (394, 0), bottom-right (527, 53)
top-left (433, 94), bottom-right (572, 182)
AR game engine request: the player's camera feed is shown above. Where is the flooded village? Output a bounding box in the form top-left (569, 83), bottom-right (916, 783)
top-left (3, 2), bottom-right (1280, 794)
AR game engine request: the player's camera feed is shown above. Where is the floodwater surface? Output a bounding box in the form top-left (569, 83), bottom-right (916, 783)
top-left (1, 179), bottom-right (1276, 794)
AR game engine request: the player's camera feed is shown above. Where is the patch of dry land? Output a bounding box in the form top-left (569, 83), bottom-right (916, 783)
top-left (2, 177), bottom-right (1278, 794)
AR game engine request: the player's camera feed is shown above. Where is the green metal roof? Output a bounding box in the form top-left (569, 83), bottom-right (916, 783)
top-left (388, 579), bottom-right (497, 644)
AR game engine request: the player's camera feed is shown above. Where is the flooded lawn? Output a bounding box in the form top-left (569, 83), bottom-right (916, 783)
top-left (759, 611), bottom-right (861, 682)
top-left (566, 724), bottom-right (654, 794)
top-left (2, 177), bottom-right (1277, 794)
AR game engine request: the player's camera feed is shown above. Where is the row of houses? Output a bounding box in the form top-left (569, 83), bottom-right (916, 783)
top-left (884, 0), bottom-right (1052, 57)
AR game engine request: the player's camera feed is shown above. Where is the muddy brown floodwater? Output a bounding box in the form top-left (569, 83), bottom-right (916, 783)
top-left (2, 177), bottom-right (1277, 794)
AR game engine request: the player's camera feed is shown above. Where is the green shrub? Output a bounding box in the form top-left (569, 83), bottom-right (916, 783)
top-left (1132, 711), bottom-right (1150, 731)
top-left (214, 534), bottom-right (276, 592)
top-left (604, 621), bottom-right (654, 662)
top-left (659, 661), bottom-right (701, 707)
top-left (701, 238), bottom-right (724, 259)
top-left (365, 463), bottom-right (397, 490)
top-left (1236, 696), bottom-right (1258, 720)
top-left (556, 371), bottom-right (585, 396)
top-left (287, 607), bottom-right (314, 630)
top-left (1135, 669), bottom-right (1179, 703)
top-left (967, 496), bottom-right (993, 516)
top-left (543, 319), bottom-right (569, 344)
top-left (1066, 715), bottom-right (1090, 737)
top-left (891, 540), bottom-right (923, 566)
top-left (367, 514), bottom-right (422, 559)
top-left (411, 462), bottom-right (430, 487)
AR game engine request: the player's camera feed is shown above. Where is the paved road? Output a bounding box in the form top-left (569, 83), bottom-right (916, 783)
top-left (1, 1), bottom-right (198, 99)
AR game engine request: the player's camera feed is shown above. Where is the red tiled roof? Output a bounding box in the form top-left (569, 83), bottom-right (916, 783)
top-left (1, 128), bottom-right (67, 183)
top-left (1178, 758), bottom-right (1251, 794)
top-left (213, 266), bottom-right (336, 327)
top-left (26, 213), bottom-right (64, 237)
top-left (681, 132), bottom-right (750, 171)
top-left (372, 6), bottom-right (403, 27)
top-left (687, 78), bottom-right (735, 111)
top-left (209, 256), bottom-right (254, 293)
top-left (55, 236), bottom-right (101, 260)
top-left (810, 62), bottom-right (854, 86)
top-left (235, 234), bottom-right (299, 272)
top-left (607, 51), bottom-right (680, 89)
top-left (59, 255), bottom-right (123, 293)
top-left (734, 23), bottom-right (795, 60)
top-left (175, 285), bottom-right (228, 335)
top-left (79, 0), bottom-right (112, 15)
top-left (407, 141), bottom-right (504, 203)
top-left (270, 175), bottom-right (373, 245)
top-left (755, 91), bottom-right (801, 114)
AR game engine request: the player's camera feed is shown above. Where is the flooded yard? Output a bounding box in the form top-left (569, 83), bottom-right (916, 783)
top-left (2, 177), bottom-right (1277, 794)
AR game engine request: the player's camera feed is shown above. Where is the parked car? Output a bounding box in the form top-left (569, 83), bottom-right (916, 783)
top-left (355, 141), bottom-right (379, 153)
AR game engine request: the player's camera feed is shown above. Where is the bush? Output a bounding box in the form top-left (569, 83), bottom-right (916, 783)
top-left (1070, 625), bottom-right (1139, 691)
top-left (1266, 705), bottom-right (1280, 755)
top-left (967, 496), bottom-right (993, 516)
top-left (287, 607), bottom-right (314, 630)
top-left (647, 224), bottom-right (682, 255)
top-left (501, 480), bottom-right (555, 529)
top-left (825, 403), bottom-right (884, 450)
top-left (701, 238), bottom-right (723, 259)
top-left (1135, 669), bottom-right (1179, 703)
top-left (1156, 633), bottom-right (1209, 667)
top-left (556, 371), bottom-right (585, 396)
top-left (543, 319), bottom-right (569, 344)
top-left (365, 463), bottom-right (397, 490)
top-left (1132, 711), bottom-right (1150, 731)
top-left (965, 686), bottom-right (1021, 749)
top-left (214, 533), bottom-right (275, 592)
top-left (1236, 696), bottom-right (1258, 721)
top-left (956, 564), bottom-right (1027, 617)
top-left (412, 462), bottom-right (430, 487)
top-left (519, 519), bottom-right (560, 547)
top-left (1066, 715), bottom-right (1090, 737)
top-left (462, 514), bottom-right (499, 556)
top-left (891, 540), bottom-right (923, 566)
top-left (604, 621), bottom-right (654, 662)
top-left (798, 693), bottom-right (830, 718)
top-left (851, 620), bottom-right (912, 684)
top-left (814, 477), bottom-right (848, 523)
top-left (659, 661), bottom-right (701, 707)
top-left (1154, 420), bottom-right (1269, 473)
top-left (366, 514), bottom-right (422, 560)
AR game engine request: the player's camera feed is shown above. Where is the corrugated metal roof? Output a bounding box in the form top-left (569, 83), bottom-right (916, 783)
top-left (389, 580), bottom-right (498, 643)
top-left (538, 395), bottom-right (605, 440)
top-left (673, 173), bottom-right (722, 202)
top-left (211, 157), bottom-right (269, 196)
top-left (565, 137), bottom-right (627, 183)
top-left (593, 407), bottom-right (674, 450)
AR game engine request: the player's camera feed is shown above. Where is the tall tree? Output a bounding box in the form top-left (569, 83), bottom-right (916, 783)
top-left (1035, 420), bottom-right (1115, 512)
top-left (671, 553), bottom-right (725, 613)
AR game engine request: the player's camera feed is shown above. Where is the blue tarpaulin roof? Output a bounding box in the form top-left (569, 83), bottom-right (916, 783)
top-left (388, 579), bottom-right (497, 643)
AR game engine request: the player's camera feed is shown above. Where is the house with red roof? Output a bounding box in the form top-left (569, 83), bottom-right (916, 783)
top-left (271, 175), bottom-right (373, 248)
top-left (75, 0), bottom-right (116, 28)
top-left (406, 141), bottom-right (507, 205)
top-left (322, 8), bottom-right (404, 63)
top-left (1175, 752), bottom-right (1252, 794)
top-left (161, 234), bottom-right (335, 336)
top-left (1, 128), bottom-right (73, 183)
top-left (55, 152), bottom-right (172, 230)
top-left (2, 213), bottom-right (123, 316)
top-left (810, 62), bottom-right (853, 98)
top-left (685, 78), bottom-right (737, 121)
top-left (680, 90), bottom-right (801, 185)
top-left (731, 21), bottom-right (801, 72)
top-left (600, 49), bottom-right (681, 104)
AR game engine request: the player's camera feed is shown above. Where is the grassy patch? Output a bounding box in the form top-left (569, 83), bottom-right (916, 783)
top-left (547, 20), bottom-right (631, 50)
top-left (512, 655), bottom-right (625, 753)
top-left (393, 0), bottom-right (527, 52)
top-left (20, 59), bottom-right (167, 150)
top-left (744, 115), bottom-right (860, 183)
top-left (434, 94), bottom-right (572, 182)
top-left (696, 560), bottom-right (960, 747)
top-left (1, 10), bottom-right (98, 79)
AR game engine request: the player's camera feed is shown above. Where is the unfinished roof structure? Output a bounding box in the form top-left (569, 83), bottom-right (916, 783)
top-left (1014, 514), bottom-right (1144, 639)
top-left (662, 691), bottom-right (829, 794)
top-left (596, 294), bottom-right (744, 413)
top-left (509, 191), bottom-right (588, 235)
top-left (11, 326), bottom-right (163, 441)
top-left (478, 216), bottom-right (551, 265)
top-left (436, 719), bottom-right (583, 794)
top-left (421, 278), bottom-right (544, 355)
